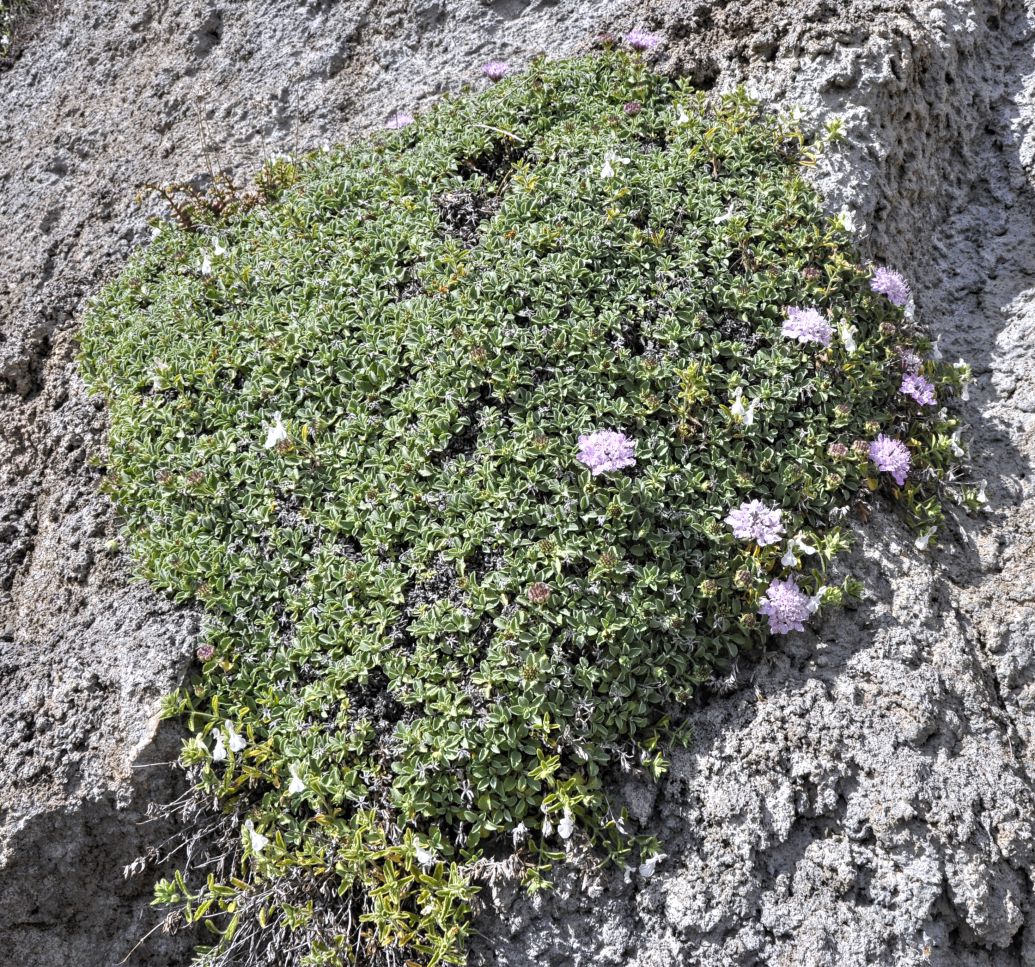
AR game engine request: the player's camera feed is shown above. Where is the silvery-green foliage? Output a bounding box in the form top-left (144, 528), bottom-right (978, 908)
top-left (80, 50), bottom-right (969, 967)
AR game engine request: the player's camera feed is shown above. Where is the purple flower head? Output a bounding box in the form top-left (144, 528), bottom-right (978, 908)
top-left (725, 499), bottom-right (785, 547)
top-left (385, 112), bottom-right (415, 130)
top-left (758, 576), bottom-right (813, 635)
top-left (782, 306), bottom-right (833, 347)
top-left (481, 60), bottom-right (512, 81)
top-left (869, 434), bottom-right (911, 486)
top-left (900, 373), bottom-right (937, 407)
top-left (197, 643), bottom-right (215, 661)
top-left (898, 348), bottom-right (923, 374)
top-left (624, 30), bottom-right (661, 51)
top-left (870, 267), bottom-right (911, 307)
top-left (577, 430), bottom-right (637, 476)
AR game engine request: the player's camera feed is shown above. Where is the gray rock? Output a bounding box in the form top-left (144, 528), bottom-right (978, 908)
top-left (0, 0), bottom-right (1033, 965)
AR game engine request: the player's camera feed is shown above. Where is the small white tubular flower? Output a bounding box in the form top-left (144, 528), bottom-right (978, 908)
top-left (837, 208), bottom-right (857, 233)
top-left (244, 820), bottom-right (269, 853)
top-left (639, 853), bottom-right (667, 878)
top-left (931, 335), bottom-right (943, 360)
top-left (211, 732), bottom-right (227, 762)
top-left (838, 320), bottom-right (858, 353)
top-left (730, 387), bottom-right (757, 427)
top-left (914, 528), bottom-right (935, 550)
top-left (675, 104), bottom-right (690, 125)
top-left (200, 253), bottom-right (213, 276)
top-left (264, 412), bottom-right (288, 449)
top-left (600, 151), bottom-right (630, 179)
top-left (226, 721), bottom-right (247, 753)
top-left (781, 535), bottom-right (818, 568)
top-left (950, 429), bottom-right (965, 458)
top-left (558, 813), bottom-right (575, 841)
top-left (211, 239), bottom-right (228, 257)
top-left (976, 481), bottom-right (989, 510)
top-left (287, 765), bottom-right (306, 795)
top-left (808, 585), bottom-right (828, 614)
top-left (414, 845), bottom-right (436, 867)
top-left (542, 818), bottom-right (554, 837)
top-left (151, 359), bottom-right (170, 391)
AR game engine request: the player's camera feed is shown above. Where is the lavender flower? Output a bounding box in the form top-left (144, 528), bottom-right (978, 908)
top-left (196, 643), bottom-right (215, 661)
top-left (725, 499), bottom-right (785, 546)
top-left (385, 112), bottom-right (415, 130)
top-left (900, 373), bottom-right (937, 407)
top-left (782, 306), bottom-right (833, 347)
top-left (481, 60), bottom-right (511, 81)
top-left (868, 434), bottom-right (911, 486)
top-left (758, 576), bottom-right (813, 635)
top-left (576, 430), bottom-right (637, 476)
top-left (898, 348), bottom-right (923, 374)
top-left (624, 29), bottom-right (660, 50)
top-left (870, 267), bottom-right (911, 306)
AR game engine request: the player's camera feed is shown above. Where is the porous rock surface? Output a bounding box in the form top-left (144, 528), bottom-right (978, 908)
top-left (0, 1), bottom-right (1033, 965)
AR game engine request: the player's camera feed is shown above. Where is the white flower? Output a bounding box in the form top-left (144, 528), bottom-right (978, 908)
top-left (264, 412), bottom-right (288, 448)
top-left (200, 253), bottom-right (213, 276)
top-left (211, 239), bottom-right (228, 257)
top-left (542, 818), bottom-right (554, 837)
top-left (950, 429), bottom-right (965, 458)
top-left (976, 481), bottom-right (989, 510)
top-left (914, 528), bottom-right (935, 550)
top-left (730, 387), bottom-right (757, 427)
top-left (639, 853), bottom-right (667, 878)
top-left (151, 359), bottom-right (170, 391)
top-left (414, 845), bottom-right (436, 867)
top-left (244, 820), bottom-right (269, 853)
top-left (781, 535), bottom-right (818, 568)
top-left (287, 766), bottom-right (306, 795)
top-left (558, 814), bottom-right (575, 841)
top-left (211, 732), bottom-right (227, 762)
top-left (600, 152), bottom-right (630, 179)
top-left (838, 321), bottom-right (858, 353)
top-left (961, 381), bottom-right (971, 401)
top-left (675, 104), bottom-right (690, 125)
top-left (226, 721), bottom-right (247, 753)
top-left (837, 208), bottom-right (857, 233)
top-left (808, 585), bottom-right (827, 614)
top-left (931, 335), bottom-right (943, 360)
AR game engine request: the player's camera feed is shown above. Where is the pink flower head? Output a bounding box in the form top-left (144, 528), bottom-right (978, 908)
top-left (782, 306), bottom-right (833, 347)
top-left (577, 430), bottom-right (637, 476)
top-left (898, 348), bottom-right (923, 374)
top-left (758, 576), bottom-right (813, 635)
top-left (481, 60), bottom-right (512, 81)
top-left (624, 30), bottom-right (661, 51)
top-left (900, 373), bottom-right (937, 407)
top-left (385, 112), bottom-right (415, 130)
top-left (869, 434), bottom-right (911, 486)
top-left (725, 500), bottom-right (785, 547)
top-left (197, 643), bottom-right (215, 661)
top-left (870, 267), bottom-right (911, 307)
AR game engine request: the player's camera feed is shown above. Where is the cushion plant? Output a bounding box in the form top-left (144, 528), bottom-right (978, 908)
top-left (79, 47), bottom-right (973, 967)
